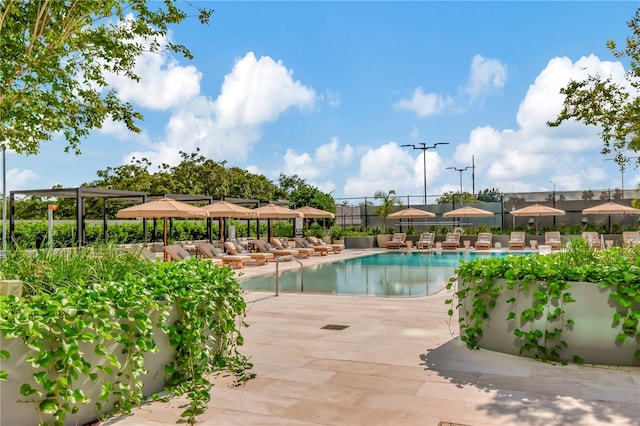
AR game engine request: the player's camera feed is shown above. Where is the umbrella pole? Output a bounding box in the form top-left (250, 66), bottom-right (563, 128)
top-left (163, 217), bottom-right (168, 262)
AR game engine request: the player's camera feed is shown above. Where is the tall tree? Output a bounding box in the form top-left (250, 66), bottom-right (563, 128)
top-left (0, 1), bottom-right (212, 154)
top-left (548, 8), bottom-right (640, 161)
top-left (277, 174), bottom-right (335, 213)
top-left (373, 189), bottom-right (402, 233)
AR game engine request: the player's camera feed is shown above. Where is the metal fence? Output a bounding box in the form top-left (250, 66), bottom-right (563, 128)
top-left (334, 188), bottom-right (640, 231)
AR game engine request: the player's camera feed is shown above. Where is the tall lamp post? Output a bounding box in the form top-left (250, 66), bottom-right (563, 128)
top-left (400, 142), bottom-right (449, 205)
top-left (446, 166), bottom-right (471, 205)
top-left (550, 180), bottom-right (556, 226)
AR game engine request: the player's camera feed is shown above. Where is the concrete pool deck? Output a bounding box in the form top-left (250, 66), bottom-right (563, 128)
top-left (104, 248), bottom-right (640, 426)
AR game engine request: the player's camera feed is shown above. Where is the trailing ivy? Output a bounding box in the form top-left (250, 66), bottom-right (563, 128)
top-left (0, 248), bottom-right (253, 425)
top-left (446, 239), bottom-right (640, 364)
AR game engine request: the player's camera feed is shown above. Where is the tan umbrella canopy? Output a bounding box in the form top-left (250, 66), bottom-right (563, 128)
top-left (203, 200), bottom-right (258, 218)
top-left (295, 206), bottom-right (335, 235)
top-left (582, 202), bottom-right (640, 234)
top-left (254, 204), bottom-right (303, 240)
top-left (116, 198), bottom-right (208, 260)
top-left (254, 204), bottom-right (303, 218)
top-left (203, 201), bottom-right (258, 242)
top-left (294, 206), bottom-right (335, 219)
top-left (511, 203), bottom-right (566, 234)
top-left (388, 207), bottom-right (436, 230)
top-left (388, 207), bottom-right (436, 219)
top-left (443, 206), bottom-right (494, 218)
top-left (443, 206), bottom-right (494, 229)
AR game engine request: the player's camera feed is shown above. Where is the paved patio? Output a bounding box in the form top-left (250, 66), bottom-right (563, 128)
top-left (104, 249), bottom-right (640, 426)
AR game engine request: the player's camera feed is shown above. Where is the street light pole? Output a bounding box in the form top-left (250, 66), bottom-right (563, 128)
top-left (446, 166), bottom-right (471, 205)
top-left (550, 180), bottom-right (556, 226)
top-left (401, 142), bottom-right (449, 205)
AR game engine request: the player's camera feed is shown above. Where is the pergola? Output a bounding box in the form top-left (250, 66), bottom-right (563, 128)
top-left (9, 187), bottom-right (147, 247)
top-left (8, 188), bottom-right (274, 247)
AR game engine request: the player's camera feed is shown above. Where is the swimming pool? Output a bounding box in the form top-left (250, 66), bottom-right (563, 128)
top-left (241, 251), bottom-right (520, 297)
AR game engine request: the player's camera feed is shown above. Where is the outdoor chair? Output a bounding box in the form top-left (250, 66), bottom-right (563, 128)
top-left (224, 241), bottom-right (273, 265)
top-left (294, 236), bottom-right (329, 256)
top-left (508, 232), bottom-right (526, 250)
top-left (441, 233), bottom-right (460, 250)
top-left (386, 232), bottom-right (407, 249)
top-left (544, 232), bottom-right (561, 250)
top-left (252, 239), bottom-right (294, 261)
top-left (196, 242), bottom-right (250, 269)
top-left (475, 233), bottom-right (493, 250)
top-left (307, 236), bottom-right (344, 253)
top-left (582, 232), bottom-right (602, 249)
top-left (416, 232), bottom-right (435, 250)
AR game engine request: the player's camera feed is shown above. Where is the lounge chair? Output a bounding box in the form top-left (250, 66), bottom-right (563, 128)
top-left (475, 233), bottom-right (493, 250)
top-left (223, 241), bottom-right (273, 265)
top-left (385, 232), bottom-right (407, 249)
top-left (165, 244), bottom-right (191, 261)
top-left (306, 236), bottom-right (344, 253)
top-left (544, 232), bottom-right (561, 250)
top-left (252, 239), bottom-right (294, 261)
top-left (441, 233), bottom-right (460, 250)
top-left (508, 232), bottom-right (526, 250)
top-left (196, 242), bottom-right (251, 269)
top-left (294, 236), bottom-right (329, 256)
top-left (622, 231), bottom-right (640, 247)
top-left (270, 237), bottom-right (309, 259)
top-left (582, 232), bottom-right (602, 249)
top-left (415, 232), bottom-right (435, 250)
top-left (280, 238), bottom-right (316, 257)
top-left (166, 244), bottom-right (223, 265)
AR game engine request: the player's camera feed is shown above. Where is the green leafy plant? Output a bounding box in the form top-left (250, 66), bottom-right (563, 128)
top-left (373, 189), bottom-right (402, 234)
top-left (0, 247), bottom-right (253, 425)
top-left (445, 239), bottom-right (640, 364)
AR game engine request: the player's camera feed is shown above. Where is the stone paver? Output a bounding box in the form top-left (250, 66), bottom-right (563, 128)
top-left (103, 249), bottom-right (640, 426)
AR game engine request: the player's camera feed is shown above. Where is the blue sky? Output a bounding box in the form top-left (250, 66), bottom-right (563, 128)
top-left (7, 1), bottom-right (640, 203)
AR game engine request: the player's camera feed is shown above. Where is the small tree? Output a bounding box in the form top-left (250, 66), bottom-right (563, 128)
top-left (0, 1), bottom-right (212, 154)
top-left (373, 189), bottom-right (402, 233)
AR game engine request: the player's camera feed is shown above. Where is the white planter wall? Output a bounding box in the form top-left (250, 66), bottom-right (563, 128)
top-left (0, 307), bottom-right (181, 426)
top-left (458, 278), bottom-right (638, 366)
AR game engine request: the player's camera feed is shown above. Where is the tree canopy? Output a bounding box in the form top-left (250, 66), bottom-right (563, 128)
top-left (0, 0), bottom-right (212, 154)
top-left (548, 8), bottom-right (640, 167)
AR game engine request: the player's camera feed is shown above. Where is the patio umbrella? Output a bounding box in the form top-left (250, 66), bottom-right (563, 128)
top-left (443, 206), bottom-right (494, 229)
top-left (295, 206), bottom-right (335, 235)
top-left (510, 204), bottom-right (566, 234)
top-left (116, 198), bottom-right (208, 261)
top-left (202, 201), bottom-right (258, 242)
top-left (254, 204), bottom-right (304, 219)
top-left (254, 204), bottom-right (304, 240)
top-left (443, 206), bottom-right (494, 218)
top-left (582, 202), bottom-right (640, 234)
top-left (388, 207), bottom-right (436, 219)
top-left (388, 207), bottom-right (436, 230)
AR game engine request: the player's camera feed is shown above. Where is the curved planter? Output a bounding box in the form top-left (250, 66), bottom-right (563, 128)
top-left (457, 278), bottom-right (638, 366)
top-left (1, 306), bottom-right (183, 426)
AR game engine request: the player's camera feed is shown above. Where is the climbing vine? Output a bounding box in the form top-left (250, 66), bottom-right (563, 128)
top-left (0, 248), bottom-right (253, 425)
top-left (446, 239), bottom-right (640, 364)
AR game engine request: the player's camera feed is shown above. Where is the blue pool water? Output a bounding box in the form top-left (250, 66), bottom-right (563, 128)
top-left (241, 251), bottom-right (518, 297)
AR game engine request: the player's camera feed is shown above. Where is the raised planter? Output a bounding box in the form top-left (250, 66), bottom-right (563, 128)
top-left (376, 234), bottom-right (392, 248)
top-left (1, 306), bottom-right (180, 426)
top-left (344, 236), bottom-right (375, 249)
top-left (0, 280), bottom-right (22, 298)
top-left (457, 278), bottom-right (638, 366)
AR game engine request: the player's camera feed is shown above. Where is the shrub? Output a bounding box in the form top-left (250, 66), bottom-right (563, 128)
top-left (0, 247), bottom-right (253, 425)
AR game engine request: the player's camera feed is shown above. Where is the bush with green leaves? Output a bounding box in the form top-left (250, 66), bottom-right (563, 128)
top-left (446, 238), bottom-right (640, 363)
top-left (0, 247), bottom-right (253, 425)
